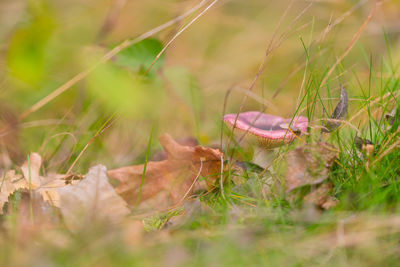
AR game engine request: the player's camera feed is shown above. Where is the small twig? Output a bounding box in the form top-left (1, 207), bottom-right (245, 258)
top-left (145, 0), bottom-right (219, 74)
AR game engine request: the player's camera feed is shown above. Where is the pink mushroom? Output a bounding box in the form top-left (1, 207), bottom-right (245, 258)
top-left (224, 111), bottom-right (308, 148)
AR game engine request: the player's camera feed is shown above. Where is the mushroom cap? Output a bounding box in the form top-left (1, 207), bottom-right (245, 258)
top-left (223, 111), bottom-right (308, 148)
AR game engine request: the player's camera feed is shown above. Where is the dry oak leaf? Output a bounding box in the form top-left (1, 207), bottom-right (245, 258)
top-left (21, 152), bottom-right (67, 207)
top-left (58, 165), bottom-right (130, 232)
top-left (108, 133), bottom-right (223, 207)
top-left (0, 170), bottom-right (28, 214)
top-left (285, 142), bottom-right (338, 192)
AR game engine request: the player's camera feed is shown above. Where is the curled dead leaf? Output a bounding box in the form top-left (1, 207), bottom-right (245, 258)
top-left (322, 86), bottom-right (348, 133)
top-left (0, 170), bottom-right (28, 213)
top-left (151, 136), bottom-right (198, 161)
top-left (21, 152), bottom-right (68, 207)
top-left (108, 133), bottom-right (223, 208)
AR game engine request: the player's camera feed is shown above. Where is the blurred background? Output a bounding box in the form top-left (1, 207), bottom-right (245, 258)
top-left (0, 0), bottom-right (399, 173)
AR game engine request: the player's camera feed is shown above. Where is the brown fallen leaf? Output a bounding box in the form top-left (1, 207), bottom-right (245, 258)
top-left (21, 152), bottom-right (68, 207)
top-left (58, 164), bottom-right (130, 232)
top-left (7, 191), bottom-right (57, 245)
top-left (0, 170), bottom-right (28, 213)
top-left (151, 136), bottom-right (198, 161)
top-left (285, 142), bottom-right (338, 192)
top-left (108, 133), bottom-right (223, 208)
top-left (304, 183), bottom-right (338, 210)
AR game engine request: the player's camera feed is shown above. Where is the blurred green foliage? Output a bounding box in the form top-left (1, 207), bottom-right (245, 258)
top-left (164, 66), bottom-right (202, 114)
top-left (115, 38), bottom-right (164, 75)
top-left (7, 2), bottom-right (55, 85)
top-left (86, 53), bottom-right (165, 118)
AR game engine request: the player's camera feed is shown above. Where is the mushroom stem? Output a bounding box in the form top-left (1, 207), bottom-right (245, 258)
top-left (252, 146), bottom-right (274, 169)
top-left (223, 111), bottom-right (308, 167)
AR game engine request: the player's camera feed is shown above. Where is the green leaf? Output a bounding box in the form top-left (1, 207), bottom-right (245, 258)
top-left (7, 7), bottom-right (55, 85)
top-left (86, 59), bottom-right (165, 118)
top-left (115, 38), bottom-right (164, 74)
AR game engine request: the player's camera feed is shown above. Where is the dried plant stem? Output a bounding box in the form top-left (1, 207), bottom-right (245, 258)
top-left (220, 85), bottom-right (234, 152)
top-left (349, 90), bottom-right (399, 123)
top-left (317, 0), bottom-right (368, 43)
top-left (219, 155), bottom-right (226, 202)
top-left (96, 0), bottom-right (127, 40)
top-left (313, 118), bottom-right (363, 135)
top-left (146, 0), bottom-right (219, 73)
top-left (272, 0), bottom-right (369, 99)
top-left (319, 1), bottom-right (380, 89)
top-left (66, 116), bottom-right (116, 175)
top-left (224, 0), bottom-right (304, 159)
top-left (131, 159), bottom-right (206, 219)
top-left (220, 3), bottom-right (313, 155)
top-left (177, 159), bottom-right (203, 204)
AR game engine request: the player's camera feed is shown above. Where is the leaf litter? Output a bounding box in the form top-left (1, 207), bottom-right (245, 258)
top-left (0, 133), bottom-right (224, 237)
top-left (108, 133), bottom-right (223, 209)
top-left (0, 170), bottom-right (28, 213)
top-left (0, 129), bottom-right (350, 255)
top-left (20, 152), bottom-right (69, 208)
